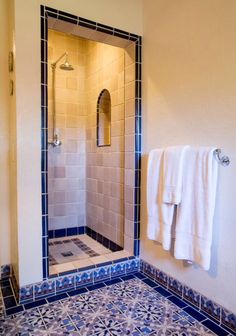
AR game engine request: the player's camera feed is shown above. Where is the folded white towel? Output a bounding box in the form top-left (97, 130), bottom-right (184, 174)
top-left (174, 147), bottom-right (218, 270)
top-left (147, 149), bottom-right (163, 241)
top-left (161, 146), bottom-right (189, 204)
top-left (160, 145), bottom-right (189, 249)
top-left (147, 149), bottom-right (175, 250)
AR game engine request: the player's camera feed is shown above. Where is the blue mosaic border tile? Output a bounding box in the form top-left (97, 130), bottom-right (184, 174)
top-left (0, 265), bottom-right (11, 280)
top-left (140, 259), bottom-right (236, 334)
top-left (0, 258), bottom-right (139, 313)
top-left (1, 267), bottom-right (235, 335)
top-left (40, 5), bottom-right (142, 279)
top-left (20, 258), bottom-right (139, 304)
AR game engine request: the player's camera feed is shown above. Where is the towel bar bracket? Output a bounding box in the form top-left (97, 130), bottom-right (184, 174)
top-left (214, 149), bottom-right (230, 166)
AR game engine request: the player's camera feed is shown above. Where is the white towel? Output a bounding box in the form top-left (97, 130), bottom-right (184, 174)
top-left (174, 147), bottom-right (218, 270)
top-left (160, 145), bottom-right (189, 249)
top-left (161, 146), bottom-right (189, 204)
top-left (147, 149), bottom-right (175, 250)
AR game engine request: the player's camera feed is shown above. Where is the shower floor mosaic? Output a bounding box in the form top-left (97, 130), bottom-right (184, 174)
top-left (0, 273), bottom-right (233, 336)
top-left (49, 234), bottom-right (131, 276)
top-left (49, 235), bottom-right (111, 266)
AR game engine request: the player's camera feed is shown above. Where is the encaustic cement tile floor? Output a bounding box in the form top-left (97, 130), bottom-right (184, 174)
top-left (0, 274), bottom-right (233, 336)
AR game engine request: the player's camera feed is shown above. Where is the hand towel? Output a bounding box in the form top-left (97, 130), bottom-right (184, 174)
top-left (174, 147), bottom-right (218, 270)
top-left (147, 149), bottom-right (175, 250)
top-left (161, 146), bottom-right (189, 204)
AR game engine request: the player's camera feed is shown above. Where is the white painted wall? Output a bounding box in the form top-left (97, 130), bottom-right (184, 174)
top-left (0, 0), bottom-right (11, 268)
top-left (141, 0), bottom-right (236, 312)
top-left (3, 0), bottom-right (142, 286)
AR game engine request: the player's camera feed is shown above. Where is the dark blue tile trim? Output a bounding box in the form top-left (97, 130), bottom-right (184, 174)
top-left (41, 4), bottom-right (142, 279)
top-left (168, 295), bottom-right (188, 308)
top-left (142, 278), bottom-right (158, 288)
top-left (120, 274), bottom-right (135, 281)
top-left (104, 278), bottom-right (123, 286)
top-left (133, 272), bottom-right (146, 280)
top-left (47, 292), bottom-right (68, 302)
top-left (183, 306), bottom-right (206, 322)
top-left (3, 296), bottom-right (16, 309)
top-left (202, 319), bottom-right (229, 336)
top-left (24, 299), bottom-right (47, 310)
top-left (68, 288), bottom-right (88, 297)
top-left (86, 282), bottom-right (106, 291)
top-left (5, 306), bottom-right (24, 316)
top-left (154, 286), bottom-right (171, 297)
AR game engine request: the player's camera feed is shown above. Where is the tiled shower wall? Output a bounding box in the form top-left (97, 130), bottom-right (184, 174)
top-left (48, 30), bottom-right (86, 231)
top-left (85, 41), bottom-right (125, 247)
top-left (48, 30), bottom-right (129, 247)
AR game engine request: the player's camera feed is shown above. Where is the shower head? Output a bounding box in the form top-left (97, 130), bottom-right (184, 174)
top-left (59, 61), bottom-right (74, 71)
top-left (51, 52), bottom-right (74, 71)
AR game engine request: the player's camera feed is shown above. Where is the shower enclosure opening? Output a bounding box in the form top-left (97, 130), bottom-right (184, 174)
top-left (47, 26), bottom-right (136, 276)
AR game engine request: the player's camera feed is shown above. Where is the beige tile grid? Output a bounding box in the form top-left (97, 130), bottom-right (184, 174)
top-left (48, 29), bottom-right (137, 253)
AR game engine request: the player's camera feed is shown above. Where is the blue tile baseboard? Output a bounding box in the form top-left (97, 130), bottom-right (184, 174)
top-left (16, 258), bottom-right (139, 304)
top-left (140, 259), bottom-right (236, 334)
top-left (0, 265), bottom-right (12, 280)
top-left (1, 269), bottom-right (235, 335)
top-left (48, 226), bottom-right (123, 253)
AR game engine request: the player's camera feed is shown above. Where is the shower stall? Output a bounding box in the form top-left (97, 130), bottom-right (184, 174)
top-left (47, 29), bottom-right (128, 274)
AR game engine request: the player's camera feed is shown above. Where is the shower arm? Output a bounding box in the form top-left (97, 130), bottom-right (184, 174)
top-left (51, 51), bottom-right (68, 69)
top-left (48, 53), bottom-right (68, 147)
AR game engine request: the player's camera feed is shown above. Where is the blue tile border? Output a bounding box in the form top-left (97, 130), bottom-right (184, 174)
top-left (18, 258), bottom-right (139, 304)
top-left (140, 259), bottom-right (236, 334)
top-left (1, 258), bottom-right (140, 314)
top-left (2, 262), bottom-right (235, 335)
top-left (40, 5), bottom-right (142, 279)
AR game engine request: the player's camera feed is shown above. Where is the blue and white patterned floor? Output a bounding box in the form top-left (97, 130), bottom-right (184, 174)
top-left (0, 274), bottom-right (233, 335)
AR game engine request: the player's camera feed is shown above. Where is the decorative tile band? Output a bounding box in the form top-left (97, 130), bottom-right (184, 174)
top-left (18, 258), bottom-right (139, 304)
top-left (140, 259), bottom-right (236, 333)
top-left (0, 264), bottom-right (12, 280)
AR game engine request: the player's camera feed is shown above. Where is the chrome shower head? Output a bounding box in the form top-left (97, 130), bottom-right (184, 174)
top-left (51, 52), bottom-right (74, 71)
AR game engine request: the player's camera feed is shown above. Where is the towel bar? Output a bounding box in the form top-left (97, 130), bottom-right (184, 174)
top-left (214, 149), bottom-right (230, 166)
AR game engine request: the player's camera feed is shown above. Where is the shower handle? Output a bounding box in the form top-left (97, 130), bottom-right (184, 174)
top-left (48, 134), bottom-right (62, 147)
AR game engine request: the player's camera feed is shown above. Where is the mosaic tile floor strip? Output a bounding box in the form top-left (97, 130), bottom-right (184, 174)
top-left (0, 274), bottom-right (234, 335)
top-left (49, 234), bottom-right (111, 266)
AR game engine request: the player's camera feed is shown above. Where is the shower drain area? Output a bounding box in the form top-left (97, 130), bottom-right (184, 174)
top-left (49, 234), bottom-right (132, 275)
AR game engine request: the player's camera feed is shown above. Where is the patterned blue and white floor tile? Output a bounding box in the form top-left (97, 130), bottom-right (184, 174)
top-left (0, 276), bottom-right (233, 335)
